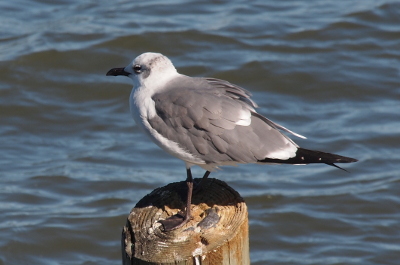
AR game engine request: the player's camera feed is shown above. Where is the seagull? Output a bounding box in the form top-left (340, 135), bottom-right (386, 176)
top-left (106, 52), bottom-right (357, 231)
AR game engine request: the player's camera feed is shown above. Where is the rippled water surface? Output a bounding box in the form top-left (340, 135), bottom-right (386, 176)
top-left (1, 1), bottom-right (399, 264)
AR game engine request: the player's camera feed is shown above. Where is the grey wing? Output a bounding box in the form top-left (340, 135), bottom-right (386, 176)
top-left (206, 77), bottom-right (306, 139)
top-left (148, 76), bottom-right (301, 165)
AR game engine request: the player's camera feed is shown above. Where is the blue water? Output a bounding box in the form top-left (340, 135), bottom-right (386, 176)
top-left (1, 1), bottom-right (399, 264)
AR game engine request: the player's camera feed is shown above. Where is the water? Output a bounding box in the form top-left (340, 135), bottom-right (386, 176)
top-left (1, 0), bottom-right (399, 264)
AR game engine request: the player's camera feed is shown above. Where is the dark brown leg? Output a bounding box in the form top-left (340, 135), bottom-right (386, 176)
top-left (159, 168), bottom-right (194, 231)
top-left (194, 170), bottom-right (211, 192)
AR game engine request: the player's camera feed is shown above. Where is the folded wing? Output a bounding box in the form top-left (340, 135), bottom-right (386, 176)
top-left (148, 76), bottom-right (301, 165)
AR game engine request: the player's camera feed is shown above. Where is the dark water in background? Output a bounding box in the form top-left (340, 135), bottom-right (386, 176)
top-left (1, 0), bottom-right (399, 264)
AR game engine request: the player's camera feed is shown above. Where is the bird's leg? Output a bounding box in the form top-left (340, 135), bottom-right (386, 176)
top-left (194, 170), bottom-right (211, 192)
top-left (159, 168), bottom-right (194, 231)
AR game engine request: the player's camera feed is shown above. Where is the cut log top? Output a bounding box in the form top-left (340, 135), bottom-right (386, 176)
top-left (122, 178), bottom-right (249, 265)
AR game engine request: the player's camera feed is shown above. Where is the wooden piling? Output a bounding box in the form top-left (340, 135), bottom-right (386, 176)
top-left (121, 178), bottom-right (249, 265)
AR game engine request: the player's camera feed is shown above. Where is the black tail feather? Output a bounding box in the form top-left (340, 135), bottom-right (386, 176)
top-left (259, 148), bottom-right (357, 171)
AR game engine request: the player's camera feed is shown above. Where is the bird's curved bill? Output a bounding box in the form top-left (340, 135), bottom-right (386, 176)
top-left (106, 67), bottom-right (130, 76)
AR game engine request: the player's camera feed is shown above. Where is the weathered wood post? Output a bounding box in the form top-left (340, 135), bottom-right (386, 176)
top-left (121, 178), bottom-right (249, 265)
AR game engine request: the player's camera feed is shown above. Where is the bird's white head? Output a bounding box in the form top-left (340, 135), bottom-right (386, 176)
top-left (107, 52), bottom-right (178, 91)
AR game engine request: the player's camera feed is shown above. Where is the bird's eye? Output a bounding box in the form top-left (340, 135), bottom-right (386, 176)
top-left (133, 64), bottom-right (142, 74)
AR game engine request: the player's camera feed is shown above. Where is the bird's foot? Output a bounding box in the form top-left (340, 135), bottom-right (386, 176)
top-left (159, 211), bottom-right (190, 231)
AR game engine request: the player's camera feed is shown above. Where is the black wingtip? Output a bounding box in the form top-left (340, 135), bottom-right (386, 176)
top-left (259, 148), bottom-right (357, 171)
top-left (294, 148), bottom-right (357, 165)
top-left (325, 163), bottom-right (349, 172)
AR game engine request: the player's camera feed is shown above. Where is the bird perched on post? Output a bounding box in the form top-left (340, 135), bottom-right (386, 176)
top-left (107, 52), bottom-right (357, 231)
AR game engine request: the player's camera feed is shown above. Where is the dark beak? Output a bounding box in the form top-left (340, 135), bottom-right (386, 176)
top-left (106, 67), bottom-right (130, 76)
